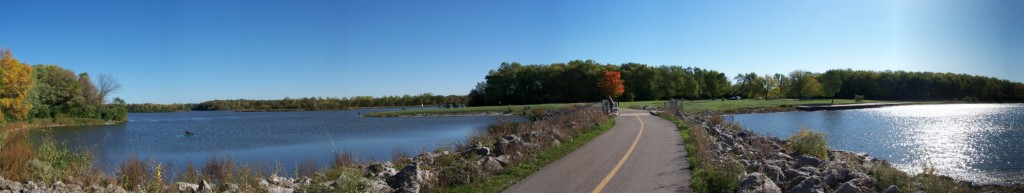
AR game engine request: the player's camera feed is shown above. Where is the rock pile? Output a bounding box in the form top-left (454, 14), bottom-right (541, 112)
top-left (0, 176), bottom-right (127, 193)
top-left (688, 114), bottom-right (900, 193)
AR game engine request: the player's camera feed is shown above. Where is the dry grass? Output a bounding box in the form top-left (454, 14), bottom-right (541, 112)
top-left (0, 129), bottom-right (32, 181)
top-left (202, 156), bottom-right (235, 183)
top-left (298, 158), bottom-right (318, 177)
top-left (332, 151), bottom-right (357, 168)
top-left (117, 155), bottom-right (147, 191)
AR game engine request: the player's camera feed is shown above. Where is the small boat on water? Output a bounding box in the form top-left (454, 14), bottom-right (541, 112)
top-left (184, 130), bottom-right (194, 136)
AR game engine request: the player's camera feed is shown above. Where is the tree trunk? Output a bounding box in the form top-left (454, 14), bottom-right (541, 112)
top-left (831, 93), bottom-right (835, 104)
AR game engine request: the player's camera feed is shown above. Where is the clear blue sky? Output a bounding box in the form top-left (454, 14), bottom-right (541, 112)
top-left (2, 0), bottom-right (1020, 103)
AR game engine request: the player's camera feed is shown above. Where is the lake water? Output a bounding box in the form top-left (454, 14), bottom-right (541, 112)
top-left (31, 108), bottom-right (523, 175)
top-left (732, 104), bottom-right (1024, 184)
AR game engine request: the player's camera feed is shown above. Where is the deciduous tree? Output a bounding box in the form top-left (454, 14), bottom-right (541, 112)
top-left (598, 70), bottom-right (624, 99)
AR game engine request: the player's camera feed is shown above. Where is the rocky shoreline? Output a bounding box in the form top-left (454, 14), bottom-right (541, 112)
top-left (683, 113), bottom-right (1021, 193)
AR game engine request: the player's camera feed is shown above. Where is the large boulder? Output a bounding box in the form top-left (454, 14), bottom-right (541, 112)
top-left (763, 165), bottom-right (786, 188)
top-left (176, 182), bottom-right (199, 192)
top-left (198, 180), bottom-right (213, 191)
top-left (366, 162), bottom-right (398, 180)
top-left (387, 162), bottom-right (434, 193)
top-left (477, 156), bottom-right (504, 172)
top-left (795, 155), bottom-right (823, 168)
top-left (788, 177), bottom-right (827, 193)
top-left (737, 172), bottom-right (782, 193)
top-left (834, 182), bottom-right (863, 193)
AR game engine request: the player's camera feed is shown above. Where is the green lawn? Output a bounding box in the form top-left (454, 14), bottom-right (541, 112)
top-left (363, 103), bottom-right (580, 117)
top-left (621, 99), bottom-right (897, 113)
top-left (367, 98), bottom-right (922, 117)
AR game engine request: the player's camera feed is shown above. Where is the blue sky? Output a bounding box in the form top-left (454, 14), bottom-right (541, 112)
top-left (1, 0), bottom-right (1020, 103)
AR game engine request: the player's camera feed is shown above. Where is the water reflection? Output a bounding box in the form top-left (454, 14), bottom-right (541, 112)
top-left (733, 104), bottom-right (1024, 184)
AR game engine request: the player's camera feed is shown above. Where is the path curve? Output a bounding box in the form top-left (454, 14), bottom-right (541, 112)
top-left (505, 109), bottom-right (692, 193)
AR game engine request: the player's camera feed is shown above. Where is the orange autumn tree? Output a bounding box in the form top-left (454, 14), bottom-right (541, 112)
top-left (598, 70), bottom-right (625, 99)
top-left (0, 48), bottom-right (35, 121)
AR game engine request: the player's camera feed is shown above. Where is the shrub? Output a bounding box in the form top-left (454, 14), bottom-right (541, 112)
top-left (854, 95), bottom-right (865, 103)
top-left (787, 128), bottom-right (828, 160)
top-left (203, 156), bottom-right (234, 183)
top-left (432, 154), bottom-right (483, 188)
top-left (872, 162), bottom-right (910, 191)
top-left (34, 136), bottom-right (92, 183)
top-left (693, 167), bottom-right (740, 193)
top-left (117, 155), bottom-right (147, 191)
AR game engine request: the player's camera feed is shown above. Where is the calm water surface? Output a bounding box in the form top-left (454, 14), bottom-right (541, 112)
top-left (733, 104), bottom-right (1024, 184)
top-left (31, 108), bottom-right (523, 175)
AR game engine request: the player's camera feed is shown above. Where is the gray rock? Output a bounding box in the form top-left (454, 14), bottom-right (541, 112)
top-left (773, 152), bottom-right (793, 160)
top-left (882, 185), bottom-right (901, 193)
top-left (266, 186), bottom-right (294, 193)
top-left (796, 155), bottom-right (823, 168)
top-left (737, 172), bottom-right (782, 193)
top-left (551, 138), bottom-right (561, 146)
top-left (764, 165), bottom-right (786, 188)
top-left (788, 177), bottom-right (825, 193)
top-left (798, 166), bottom-right (820, 176)
top-left (836, 168), bottom-right (852, 182)
top-left (177, 182), bottom-right (199, 192)
top-left (199, 180), bottom-right (213, 191)
top-left (387, 162), bottom-right (433, 193)
top-left (784, 169), bottom-right (808, 181)
top-left (477, 156), bottom-right (504, 172)
top-left (823, 173), bottom-right (838, 187)
top-left (364, 179), bottom-right (393, 193)
top-left (834, 182), bottom-right (863, 193)
top-left (475, 146), bottom-right (492, 156)
top-left (493, 155), bottom-right (512, 167)
top-left (366, 162), bottom-right (398, 180)
top-left (258, 179), bottom-right (270, 187)
top-left (785, 176), bottom-right (807, 191)
top-left (223, 183), bottom-right (240, 192)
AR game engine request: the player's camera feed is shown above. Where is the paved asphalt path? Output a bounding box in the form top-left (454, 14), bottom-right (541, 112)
top-left (505, 109), bottom-right (692, 193)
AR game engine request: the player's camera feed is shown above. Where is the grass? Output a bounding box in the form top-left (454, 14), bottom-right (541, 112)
top-left (442, 118), bottom-right (615, 192)
top-left (369, 98), bottom-right (925, 117)
top-left (623, 99), bottom-right (892, 113)
top-left (661, 114), bottom-right (741, 193)
top-left (786, 128), bottom-right (828, 159)
top-left (364, 103), bottom-right (575, 117)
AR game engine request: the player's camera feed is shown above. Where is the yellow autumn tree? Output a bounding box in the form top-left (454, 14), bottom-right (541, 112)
top-left (0, 48), bottom-right (35, 120)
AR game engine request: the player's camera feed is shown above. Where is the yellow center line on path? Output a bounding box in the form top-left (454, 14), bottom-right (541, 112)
top-left (591, 115), bottom-right (645, 193)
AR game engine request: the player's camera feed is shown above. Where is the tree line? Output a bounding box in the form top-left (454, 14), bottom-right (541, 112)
top-left (468, 60), bottom-right (1024, 106)
top-left (128, 94), bottom-right (469, 112)
top-left (730, 69), bottom-right (1024, 101)
top-left (0, 49), bottom-right (127, 122)
top-left (467, 60), bottom-right (733, 106)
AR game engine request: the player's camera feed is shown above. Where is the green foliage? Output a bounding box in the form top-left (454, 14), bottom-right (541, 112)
top-left (467, 61), bottom-right (726, 106)
top-left (692, 167), bottom-right (740, 193)
top-left (187, 94), bottom-right (467, 112)
top-left (820, 70), bottom-right (843, 103)
top-left (787, 128), bottom-right (828, 159)
top-left (854, 95), bottom-right (865, 103)
top-left (34, 136), bottom-right (92, 183)
top-left (821, 69), bottom-right (1024, 101)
